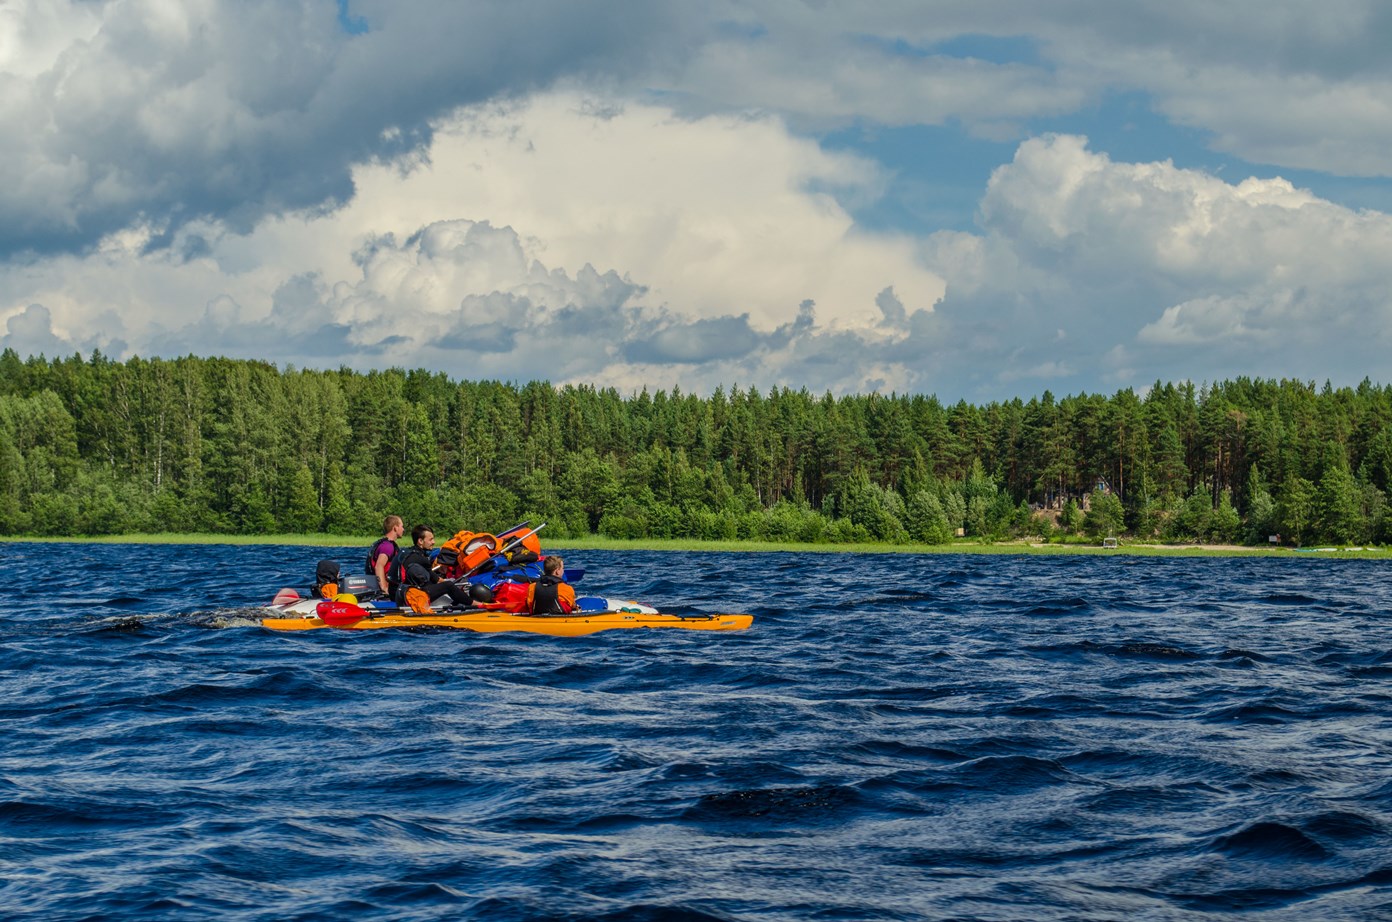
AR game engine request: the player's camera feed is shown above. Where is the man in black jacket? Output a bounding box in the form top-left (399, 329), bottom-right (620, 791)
top-left (391, 525), bottom-right (473, 612)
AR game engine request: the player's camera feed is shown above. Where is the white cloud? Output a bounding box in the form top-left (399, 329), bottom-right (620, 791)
top-left (346, 92), bottom-right (944, 330)
top-left (11, 121), bottom-right (1392, 401)
top-left (922, 134), bottom-right (1392, 394)
top-left (0, 90), bottom-right (944, 394)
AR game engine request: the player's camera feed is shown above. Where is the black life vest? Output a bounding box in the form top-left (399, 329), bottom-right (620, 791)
top-left (387, 546), bottom-right (431, 595)
top-left (366, 538), bottom-right (397, 575)
top-left (530, 574), bottom-right (566, 614)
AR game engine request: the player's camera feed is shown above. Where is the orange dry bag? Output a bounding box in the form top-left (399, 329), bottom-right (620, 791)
top-left (437, 531), bottom-right (499, 577)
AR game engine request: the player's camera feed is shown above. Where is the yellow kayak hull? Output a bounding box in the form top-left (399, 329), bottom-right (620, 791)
top-left (262, 610), bottom-right (753, 636)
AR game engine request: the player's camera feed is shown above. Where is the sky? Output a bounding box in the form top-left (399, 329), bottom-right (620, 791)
top-left (3, 0), bottom-right (1392, 403)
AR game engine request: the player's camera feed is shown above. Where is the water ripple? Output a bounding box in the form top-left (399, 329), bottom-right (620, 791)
top-left (2, 544), bottom-right (1391, 920)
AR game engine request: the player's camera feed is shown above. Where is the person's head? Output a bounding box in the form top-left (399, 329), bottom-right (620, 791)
top-left (543, 555), bottom-right (564, 576)
top-left (383, 515), bottom-right (403, 538)
top-left (412, 524), bottom-right (435, 548)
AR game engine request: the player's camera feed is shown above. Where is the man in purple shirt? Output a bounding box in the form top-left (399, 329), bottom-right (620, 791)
top-left (367, 515), bottom-right (404, 596)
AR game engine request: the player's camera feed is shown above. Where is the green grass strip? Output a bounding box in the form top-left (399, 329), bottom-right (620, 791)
top-left (2, 533), bottom-right (1387, 558)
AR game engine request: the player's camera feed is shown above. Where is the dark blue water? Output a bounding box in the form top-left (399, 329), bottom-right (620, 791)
top-left (3, 545), bottom-right (1392, 921)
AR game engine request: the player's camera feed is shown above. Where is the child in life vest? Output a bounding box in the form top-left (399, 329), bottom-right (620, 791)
top-left (526, 556), bottom-right (576, 614)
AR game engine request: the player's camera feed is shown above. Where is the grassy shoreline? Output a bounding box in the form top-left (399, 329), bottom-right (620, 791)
top-left (2, 533), bottom-right (1387, 558)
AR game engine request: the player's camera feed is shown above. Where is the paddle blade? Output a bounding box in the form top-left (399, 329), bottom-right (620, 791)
top-left (271, 588), bottom-right (302, 607)
top-left (316, 600), bottom-right (369, 627)
top-left (562, 568), bottom-right (585, 583)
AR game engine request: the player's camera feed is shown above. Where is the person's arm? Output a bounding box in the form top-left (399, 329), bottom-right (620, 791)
top-left (374, 550), bottom-right (390, 592)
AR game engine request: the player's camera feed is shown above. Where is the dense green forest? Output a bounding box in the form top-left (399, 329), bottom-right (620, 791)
top-left (1, 349), bottom-right (1388, 545)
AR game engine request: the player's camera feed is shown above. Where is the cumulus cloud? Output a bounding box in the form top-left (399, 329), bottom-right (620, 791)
top-left (7, 118), bottom-right (1392, 400)
top-left (1, 89), bottom-right (945, 393)
top-left (356, 92), bottom-right (945, 331)
top-left (919, 134), bottom-right (1392, 395)
top-left (0, 0), bottom-right (697, 256)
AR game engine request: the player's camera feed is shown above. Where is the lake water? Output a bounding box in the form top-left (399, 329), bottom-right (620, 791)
top-left (3, 544), bottom-right (1391, 921)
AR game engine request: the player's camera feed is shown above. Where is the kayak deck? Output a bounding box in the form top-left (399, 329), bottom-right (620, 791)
top-left (262, 610), bottom-right (753, 636)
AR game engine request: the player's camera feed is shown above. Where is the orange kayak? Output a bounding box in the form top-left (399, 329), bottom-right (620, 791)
top-left (262, 609), bottom-right (753, 636)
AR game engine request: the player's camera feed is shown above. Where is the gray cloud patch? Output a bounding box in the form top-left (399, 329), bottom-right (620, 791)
top-left (2, 304), bottom-right (70, 358)
top-left (623, 314), bottom-right (761, 364)
top-left (765, 300), bottom-right (817, 349)
top-left (875, 287), bottom-right (907, 326)
top-left (547, 301), bottom-right (633, 342)
top-left (1, 302), bottom-right (126, 361)
top-left (144, 300), bottom-right (356, 364)
top-left (436, 324), bottom-right (518, 353)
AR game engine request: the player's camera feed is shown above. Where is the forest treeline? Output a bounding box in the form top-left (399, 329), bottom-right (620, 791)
top-left (1, 349), bottom-right (1390, 546)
